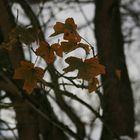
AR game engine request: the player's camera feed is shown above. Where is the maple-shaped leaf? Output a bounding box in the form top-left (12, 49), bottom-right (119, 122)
top-left (77, 43), bottom-right (90, 54)
top-left (35, 41), bottom-right (54, 63)
top-left (50, 18), bottom-right (81, 42)
top-left (35, 41), bottom-right (63, 64)
top-left (13, 61), bottom-right (44, 94)
top-left (11, 26), bottom-right (39, 45)
top-left (61, 41), bottom-right (77, 53)
top-left (50, 22), bottom-right (65, 36)
top-left (63, 29), bottom-right (81, 42)
top-left (77, 57), bottom-right (105, 80)
top-left (50, 18), bottom-right (76, 36)
top-left (64, 17), bottom-right (77, 30)
top-left (64, 57), bottom-right (105, 81)
top-left (61, 41), bottom-right (90, 54)
top-left (51, 43), bottom-right (63, 57)
top-left (88, 78), bottom-right (99, 93)
top-left (63, 57), bottom-right (83, 73)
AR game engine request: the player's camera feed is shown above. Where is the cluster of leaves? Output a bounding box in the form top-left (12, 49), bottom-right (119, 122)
top-left (0, 18), bottom-right (105, 94)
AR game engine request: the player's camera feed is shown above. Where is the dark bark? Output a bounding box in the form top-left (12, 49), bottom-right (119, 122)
top-left (94, 0), bottom-right (134, 139)
top-left (48, 65), bottom-right (86, 140)
top-left (0, 0), bottom-right (40, 140)
top-left (0, 0), bottom-right (70, 140)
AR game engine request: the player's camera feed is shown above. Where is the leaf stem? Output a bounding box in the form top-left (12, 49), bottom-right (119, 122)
top-left (81, 36), bottom-right (95, 56)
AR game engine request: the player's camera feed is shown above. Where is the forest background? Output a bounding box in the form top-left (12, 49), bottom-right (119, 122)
top-left (0, 0), bottom-right (140, 140)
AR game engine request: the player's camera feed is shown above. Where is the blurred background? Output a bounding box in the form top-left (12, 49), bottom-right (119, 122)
top-left (0, 0), bottom-right (140, 140)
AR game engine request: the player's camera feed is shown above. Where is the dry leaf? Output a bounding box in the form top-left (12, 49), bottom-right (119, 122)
top-left (63, 57), bottom-right (105, 92)
top-left (35, 41), bottom-right (63, 63)
top-left (10, 26), bottom-right (39, 45)
top-left (13, 61), bottom-right (44, 94)
top-left (64, 57), bottom-right (105, 81)
top-left (51, 43), bottom-right (63, 57)
top-left (88, 78), bottom-right (99, 93)
top-left (50, 18), bottom-right (81, 42)
top-left (63, 29), bottom-right (81, 42)
top-left (35, 41), bottom-right (55, 64)
top-left (61, 41), bottom-right (90, 54)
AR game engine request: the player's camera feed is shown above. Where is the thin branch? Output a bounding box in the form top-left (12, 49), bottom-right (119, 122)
top-left (0, 119), bottom-right (18, 140)
top-left (25, 98), bottom-right (83, 140)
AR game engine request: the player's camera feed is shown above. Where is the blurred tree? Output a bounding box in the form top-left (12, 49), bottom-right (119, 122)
top-left (0, 0), bottom-right (69, 140)
top-left (94, 0), bottom-right (134, 139)
top-left (0, 0), bottom-right (137, 140)
top-left (0, 0), bottom-right (87, 140)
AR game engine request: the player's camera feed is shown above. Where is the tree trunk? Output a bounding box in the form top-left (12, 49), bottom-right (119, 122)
top-left (0, 1), bottom-right (40, 140)
top-left (94, 0), bottom-right (134, 139)
top-left (0, 1), bottom-right (69, 140)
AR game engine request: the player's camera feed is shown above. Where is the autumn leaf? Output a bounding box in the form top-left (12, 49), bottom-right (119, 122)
top-left (63, 57), bottom-right (83, 73)
top-left (35, 41), bottom-right (54, 63)
top-left (50, 22), bottom-right (65, 36)
top-left (61, 41), bottom-right (90, 54)
top-left (35, 41), bottom-right (63, 64)
top-left (50, 18), bottom-right (76, 36)
top-left (64, 17), bottom-right (77, 31)
top-left (63, 57), bottom-right (105, 92)
top-left (10, 26), bottom-right (39, 45)
top-left (63, 29), bottom-right (81, 42)
top-left (77, 57), bottom-right (105, 80)
top-left (51, 43), bottom-right (63, 57)
top-left (64, 57), bottom-right (105, 80)
top-left (50, 18), bottom-right (81, 42)
top-left (77, 43), bottom-right (90, 54)
top-left (13, 61), bottom-right (44, 94)
top-left (88, 78), bottom-right (99, 93)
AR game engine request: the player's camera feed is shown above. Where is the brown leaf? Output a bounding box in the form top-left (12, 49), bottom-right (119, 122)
top-left (50, 18), bottom-right (81, 42)
top-left (35, 41), bottom-right (55, 64)
top-left (64, 57), bottom-right (105, 80)
top-left (61, 41), bottom-right (90, 54)
top-left (78, 57), bottom-right (105, 80)
top-left (13, 61), bottom-right (44, 94)
top-left (61, 41), bottom-right (78, 53)
top-left (50, 22), bottom-right (65, 36)
top-left (88, 78), bottom-right (99, 93)
top-left (64, 57), bottom-right (105, 92)
top-left (51, 43), bottom-right (63, 57)
top-left (63, 29), bottom-right (81, 42)
top-left (63, 57), bottom-right (83, 73)
top-left (77, 43), bottom-right (90, 54)
top-left (65, 18), bottom-right (77, 30)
